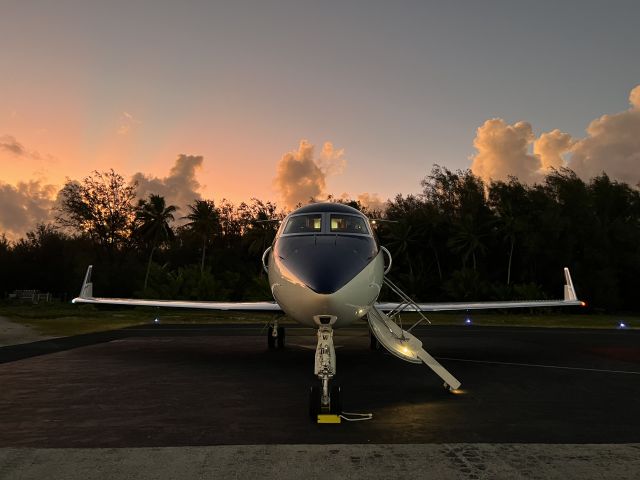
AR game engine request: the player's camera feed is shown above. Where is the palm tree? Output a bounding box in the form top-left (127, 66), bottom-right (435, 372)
top-left (498, 207), bottom-right (517, 285)
top-left (386, 220), bottom-right (420, 280)
top-left (488, 179), bottom-right (529, 285)
top-left (240, 199), bottom-right (280, 259)
top-left (183, 199), bottom-right (219, 274)
top-left (136, 194), bottom-right (177, 290)
top-left (448, 215), bottom-right (490, 271)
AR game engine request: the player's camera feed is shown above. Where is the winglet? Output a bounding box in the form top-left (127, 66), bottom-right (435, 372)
top-left (563, 267), bottom-right (577, 302)
top-left (74, 265), bottom-right (94, 302)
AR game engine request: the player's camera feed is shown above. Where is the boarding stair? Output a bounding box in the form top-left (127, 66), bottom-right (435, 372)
top-left (368, 276), bottom-right (461, 391)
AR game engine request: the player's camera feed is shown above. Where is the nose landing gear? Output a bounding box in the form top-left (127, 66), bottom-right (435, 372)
top-left (309, 325), bottom-right (341, 420)
top-left (309, 385), bottom-right (342, 419)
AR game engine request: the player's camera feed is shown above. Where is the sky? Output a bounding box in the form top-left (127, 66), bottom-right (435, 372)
top-left (1, 0), bottom-right (639, 238)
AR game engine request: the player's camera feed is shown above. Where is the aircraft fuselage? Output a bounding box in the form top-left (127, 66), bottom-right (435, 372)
top-left (267, 203), bottom-right (384, 328)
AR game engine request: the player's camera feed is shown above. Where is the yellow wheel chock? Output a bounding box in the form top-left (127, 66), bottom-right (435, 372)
top-left (317, 414), bottom-right (341, 424)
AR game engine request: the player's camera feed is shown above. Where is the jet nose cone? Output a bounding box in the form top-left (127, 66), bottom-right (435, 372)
top-left (275, 235), bottom-right (378, 294)
top-left (294, 257), bottom-right (354, 295)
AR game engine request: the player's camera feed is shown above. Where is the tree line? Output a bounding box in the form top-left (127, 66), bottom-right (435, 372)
top-left (1, 166), bottom-right (638, 312)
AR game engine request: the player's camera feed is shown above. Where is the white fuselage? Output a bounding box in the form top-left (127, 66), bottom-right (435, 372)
top-left (266, 203), bottom-right (384, 328)
top-left (268, 249), bottom-right (385, 328)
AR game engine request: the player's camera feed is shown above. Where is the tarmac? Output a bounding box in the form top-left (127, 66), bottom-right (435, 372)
top-left (1, 323), bottom-right (639, 478)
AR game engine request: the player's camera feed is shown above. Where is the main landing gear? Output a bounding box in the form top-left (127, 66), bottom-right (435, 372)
top-left (309, 325), bottom-right (341, 419)
top-left (267, 319), bottom-right (285, 349)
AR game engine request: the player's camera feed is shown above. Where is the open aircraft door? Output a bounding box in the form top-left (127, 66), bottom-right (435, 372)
top-left (367, 306), bottom-right (461, 391)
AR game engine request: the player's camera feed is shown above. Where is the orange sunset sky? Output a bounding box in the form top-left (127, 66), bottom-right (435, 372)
top-left (1, 1), bottom-right (639, 239)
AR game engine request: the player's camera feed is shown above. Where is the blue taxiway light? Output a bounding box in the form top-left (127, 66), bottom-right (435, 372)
top-left (618, 322), bottom-right (627, 329)
top-left (465, 318), bottom-right (472, 325)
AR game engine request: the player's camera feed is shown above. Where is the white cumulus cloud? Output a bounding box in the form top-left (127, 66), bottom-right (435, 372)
top-left (534, 129), bottom-right (575, 171)
top-left (470, 85), bottom-right (640, 186)
top-left (568, 85), bottom-right (640, 185)
top-left (274, 140), bottom-right (345, 208)
top-left (470, 119), bottom-right (541, 184)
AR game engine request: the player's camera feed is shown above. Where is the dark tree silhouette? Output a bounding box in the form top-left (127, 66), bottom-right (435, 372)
top-left (183, 199), bottom-right (220, 274)
top-left (56, 170), bottom-right (137, 253)
top-left (136, 194), bottom-right (177, 290)
top-left (489, 179), bottom-right (529, 284)
top-left (238, 199), bottom-right (282, 258)
top-left (448, 214), bottom-right (491, 271)
top-left (3, 166), bottom-right (640, 312)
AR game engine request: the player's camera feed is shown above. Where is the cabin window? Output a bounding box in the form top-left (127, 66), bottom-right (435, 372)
top-left (329, 214), bottom-right (368, 234)
top-left (283, 214), bottom-right (322, 234)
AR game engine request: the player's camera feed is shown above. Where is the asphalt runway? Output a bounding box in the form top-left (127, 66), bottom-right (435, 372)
top-left (0, 323), bottom-right (639, 447)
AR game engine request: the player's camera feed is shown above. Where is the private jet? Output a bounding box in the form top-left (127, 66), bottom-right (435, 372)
top-left (73, 202), bottom-right (583, 418)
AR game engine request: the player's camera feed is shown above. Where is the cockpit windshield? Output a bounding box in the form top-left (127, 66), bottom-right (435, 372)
top-left (330, 214), bottom-right (369, 234)
top-left (281, 211), bottom-right (371, 236)
top-left (283, 214), bottom-right (322, 234)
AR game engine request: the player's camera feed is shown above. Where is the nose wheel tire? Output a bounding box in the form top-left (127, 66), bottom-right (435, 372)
top-left (309, 385), bottom-right (342, 420)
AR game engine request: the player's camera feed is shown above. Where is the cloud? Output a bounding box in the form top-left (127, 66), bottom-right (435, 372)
top-left (470, 119), bottom-right (541, 184)
top-left (533, 129), bottom-right (575, 171)
top-left (356, 192), bottom-right (386, 212)
top-left (568, 85), bottom-right (640, 185)
top-left (317, 141), bottom-right (346, 176)
top-left (0, 135), bottom-right (27, 156)
top-left (334, 192), bottom-right (387, 212)
top-left (0, 134), bottom-right (58, 181)
top-left (0, 134), bottom-right (56, 163)
top-left (132, 154), bottom-right (204, 215)
top-left (470, 85), bottom-right (640, 186)
top-left (629, 85), bottom-right (640, 109)
top-left (0, 180), bottom-right (57, 240)
top-left (0, 154), bottom-right (206, 239)
top-left (274, 140), bottom-right (345, 208)
top-left (117, 111), bottom-right (141, 135)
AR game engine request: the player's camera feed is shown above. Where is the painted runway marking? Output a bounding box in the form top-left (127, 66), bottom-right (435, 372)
top-left (437, 357), bottom-right (640, 375)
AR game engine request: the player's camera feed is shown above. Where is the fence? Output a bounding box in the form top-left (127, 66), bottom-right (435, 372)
top-left (7, 290), bottom-right (52, 303)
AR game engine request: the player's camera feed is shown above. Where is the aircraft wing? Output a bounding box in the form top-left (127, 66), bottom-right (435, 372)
top-left (376, 268), bottom-right (585, 312)
top-left (71, 266), bottom-right (282, 312)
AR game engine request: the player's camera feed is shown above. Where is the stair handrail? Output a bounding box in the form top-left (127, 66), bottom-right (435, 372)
top-left (383, 277), bottom-right (432, 331)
